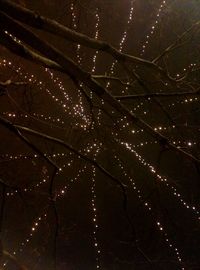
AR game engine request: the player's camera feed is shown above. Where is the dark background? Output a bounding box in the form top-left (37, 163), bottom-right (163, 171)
top-left (0, 0), bottom-right (200, 269)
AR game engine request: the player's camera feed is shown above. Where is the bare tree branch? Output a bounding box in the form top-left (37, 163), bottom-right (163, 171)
top-left (92, 75), bottom-right (134, 88)
top-left (0, 0), bottom-right (176, 82)
top-left (0, 116), bottom-right (59, 170)
top-left (153, 20), bottom-right (200, 63)
top-left (0, 79), bottom-right (27, 87)
top-left (0, 115), bottom-right (128, 194)
top-left (115, 89), bottom-right (200, 100)
top-left (3, 250), bottom-right (29, 270)
top-left (0, 12), bottom-right (199, 166)
top-left (0, 31), bottom-right (63, 71)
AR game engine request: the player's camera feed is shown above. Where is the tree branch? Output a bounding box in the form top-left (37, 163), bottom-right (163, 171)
top-left (3, 250), bottom-right (29, 270)
top-left (92, 75), bottom-right (134, 88)
top-left (0, 0), bottom-right (175, 82)
top-left (0, 115), bottom-right (127, 192)
top-left (0, 116), bottom-right (59, 170)
top-left (115, 89), bottom-right (200, 100)
top-left (0, 11), bottom-right (199, 166)
top-left (153, 20), bottom-right (200, 63)
top-left (0, 79), bottom-right (27, 87)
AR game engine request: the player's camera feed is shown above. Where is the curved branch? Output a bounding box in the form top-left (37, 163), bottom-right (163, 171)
top-left (0, 11), bottom-right (199, 166)
top-left (92, 75), bottom-right (134, 88)
top-left (0, 116), bottom-right (59, 170)
top-left (0, 0), bottom-right (174, 82)
top-left (0, 116), bottom-right (127, 193)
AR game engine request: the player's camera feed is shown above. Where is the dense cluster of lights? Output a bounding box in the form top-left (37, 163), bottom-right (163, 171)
top-left (0, 59), bottom-right (92, 129)
top-left (69, 2), bottom-right (93, 129)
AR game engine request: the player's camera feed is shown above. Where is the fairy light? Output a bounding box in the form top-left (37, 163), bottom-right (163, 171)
top-left (120, 141), bottom-right (200, 219)
top-left (94, 1), bottom-right (135, 125)
top-left (116, 157), bottom-right (184, 268)
top-left (134, 96), bottom-right (199, 115)
top-left (91, 9), bottom-right (100, 74)
top-left (86, 142), bottom-right (102, 268)
top-left (14, 212), bottom-right (47, 255)
top-left (0, 59), bottom-right (71, 115)
top-left (90, 166), bottom-right (101, 269)
top-left (4, 141), bottom-right (92, 256)
top-left (106, 1), bottom-right (134, 89)
top-left (2, 153), bottom-right (74, 197)
top-left (130, 139), bottom-right (197, 149)
top-left (69, 2), bottom-right (93, 129)
top-left (0, 152), bottom-right (71, 162)
top-left (56, 166), bottom-right (87, 198)
top-left (13, 165), bottom-right (87, 257)
top-left (156, 221), bottom-right (184, 268)
top-left (70, 1), bottom-right (82, 64)
top-left (116, 156), bottom-right (151, 210)
top-left (45, 68), bottom-right (70, 103)
top-left (140, 0), bottom-right (167, 56)
top-left (4, 30), bottom-right (21, 44)
top-left (131, 62), bottom-right (200, 115)
top-left (2, 111), bottom-right (66, 125)
top-left (131, 90), bottom-right (199, 115)
top-left (0, 58), bottom-right (92, 129)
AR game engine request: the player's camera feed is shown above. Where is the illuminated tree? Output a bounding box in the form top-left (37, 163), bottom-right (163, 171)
top-left (0, 0), bottom-right (200, 269)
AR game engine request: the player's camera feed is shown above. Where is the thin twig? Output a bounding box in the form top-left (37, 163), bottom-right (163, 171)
top-left (115, 90), bottom-right (200, 100)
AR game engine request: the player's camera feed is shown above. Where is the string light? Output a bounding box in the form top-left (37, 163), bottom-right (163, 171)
top-left (14, 212), bottom-right (47, 255)
top-left (14, 165), bottom-right (87, 256)
top-left (0, 59), bottom-right (92, 129)
top-left (140, 0), bottom-right (167, 56)
top-left (91, 9), bottom-right (100, 74)
top-left (2, 111), bottom-right (66, 125)
top-left (106, 1), bottom-right (134, 89)
top-left (69, 2), bottom-right (93, 129)
top-left (116, 157), bottom-right (184, 268)
top-left (95, 1), bottom-right (135, 124)
top-left (120, 141), bottom-right (200, 219)
top-left (90, 166), bottom-right (101, 269)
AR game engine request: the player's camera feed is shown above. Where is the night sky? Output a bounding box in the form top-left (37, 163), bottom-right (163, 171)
top-left (0, 0), bottom-right (200, 269)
